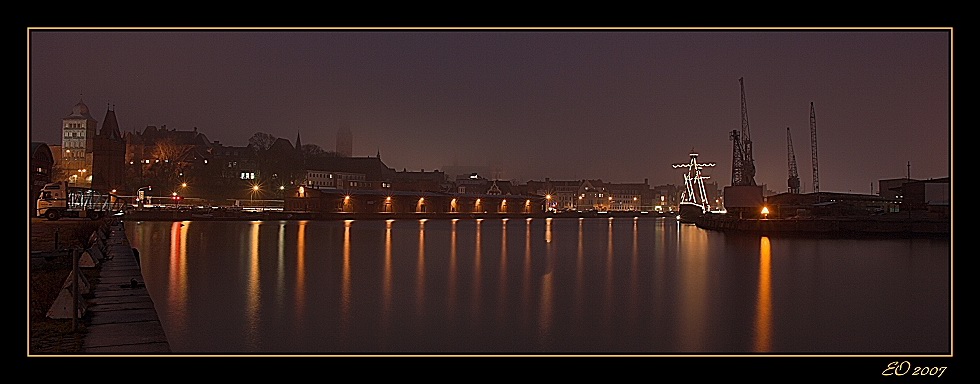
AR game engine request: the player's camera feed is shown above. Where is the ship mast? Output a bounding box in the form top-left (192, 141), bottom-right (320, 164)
top-left (672, 149), bottom-right (716, 212)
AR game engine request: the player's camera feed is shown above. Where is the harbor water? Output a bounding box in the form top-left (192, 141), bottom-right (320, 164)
top-left (126, 217), bottom-right (950, 354)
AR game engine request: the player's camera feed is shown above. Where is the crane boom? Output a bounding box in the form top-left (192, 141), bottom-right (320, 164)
top-left (787, 127), bottom-right (800, 193)
top-left (810, 102), bottom-right (819, 193)
top-left (739, 77), bottom-right (756, 186)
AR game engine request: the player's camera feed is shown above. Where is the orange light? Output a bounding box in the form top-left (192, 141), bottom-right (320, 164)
top-left (545, 194), bottom-right (552, 199)
top-left (386, 196), bottom-right (391, 202)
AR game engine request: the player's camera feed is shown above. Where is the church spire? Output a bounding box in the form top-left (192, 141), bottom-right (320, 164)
top-left (100, 105), bottom-right (121, 139)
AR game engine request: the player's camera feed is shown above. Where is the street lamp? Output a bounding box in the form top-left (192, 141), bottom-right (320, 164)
top-left (762, 206), bottom-right (770, 219)
top-left (545, 194), bottom-right (552, 212)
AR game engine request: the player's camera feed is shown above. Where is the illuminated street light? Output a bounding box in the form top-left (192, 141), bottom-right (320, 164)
top-left (250, 184), bottom-right (260, 202)
top-left (762, 206), bottom-right (770, 219)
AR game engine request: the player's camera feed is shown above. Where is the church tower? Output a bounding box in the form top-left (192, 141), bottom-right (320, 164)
top-left (61, 99), bottom-right (98, 186)
top-left (91, 105), bottom-right (127, 192)
top-left (337, 125), bottom-right (352, 157)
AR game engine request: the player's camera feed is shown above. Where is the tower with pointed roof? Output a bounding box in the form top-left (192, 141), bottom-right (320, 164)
top-left (91, 104), bottom-right (127, 192)
top-left (61, 99), bottom-right (99, 186)
top-left (295, 131), bottom-right (305, 165)
top-left (337, 126), bottom-right (352, 157)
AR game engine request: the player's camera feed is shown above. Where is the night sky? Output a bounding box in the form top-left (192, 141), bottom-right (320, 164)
top-left (28, 29), bottom-right (951, 193)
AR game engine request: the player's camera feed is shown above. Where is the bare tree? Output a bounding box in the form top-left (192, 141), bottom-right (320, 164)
top-left (248, 132), bottom-right (277, 151)
top-left (144, 138), bottom-right (193, 188)
top-left (49, 159), bottom-right (70, 182)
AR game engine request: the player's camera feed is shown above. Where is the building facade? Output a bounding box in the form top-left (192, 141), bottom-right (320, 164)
top-left (90, 107), bottom-right (126, 192)
top-left (337, 126), bottom-right (352, 157)
top-left (30, 142), bottom-right (54, 209)
top-left (61, 99), bottom-right (98, 187)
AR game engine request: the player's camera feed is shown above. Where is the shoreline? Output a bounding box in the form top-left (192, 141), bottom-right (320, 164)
top-left (118, 209), bottom-right (670, 222)
top-left (115, 209), bottom-right (952, 239)
top-left (694, 214), bottom-right (950, 238)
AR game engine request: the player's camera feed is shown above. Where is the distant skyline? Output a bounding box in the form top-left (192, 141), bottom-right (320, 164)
top-left (29, 28), bottom-right (951, 192)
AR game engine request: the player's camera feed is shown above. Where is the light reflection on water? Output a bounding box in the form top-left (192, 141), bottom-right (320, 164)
top-left (128, 217), bottom-right (950, 354)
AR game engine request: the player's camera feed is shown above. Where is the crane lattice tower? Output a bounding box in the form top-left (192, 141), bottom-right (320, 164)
top-left (787, 127), bottom-right (800, 194)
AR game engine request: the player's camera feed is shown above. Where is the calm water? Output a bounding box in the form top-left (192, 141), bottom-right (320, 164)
top-left (126, 217), bottom-right (950, 354)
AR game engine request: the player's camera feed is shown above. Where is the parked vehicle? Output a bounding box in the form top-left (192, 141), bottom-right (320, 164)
top-left (36, 181), bottom-right (124, 220)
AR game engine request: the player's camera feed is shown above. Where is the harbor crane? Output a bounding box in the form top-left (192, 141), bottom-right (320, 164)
top-left (787, 127), bottom-right (800, 194)
top-left (810, 102), bottom-right (819, 193)
top-left (730, 77), bottom-right (757, 187)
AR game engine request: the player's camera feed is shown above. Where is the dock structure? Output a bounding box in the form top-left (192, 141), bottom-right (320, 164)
top-left (82, 220), bottom-right (171, 353)
top-left (695, 214), bottom-right (949, 238)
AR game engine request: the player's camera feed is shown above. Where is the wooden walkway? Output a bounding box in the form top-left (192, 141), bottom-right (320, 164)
top-left (82, 220), bottom-right (171, 353)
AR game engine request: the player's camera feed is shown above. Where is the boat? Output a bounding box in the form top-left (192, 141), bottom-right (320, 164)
top-left (678, 201), bottom-right (705, 223)
top-left (672, 149), bottom-right (715, 224)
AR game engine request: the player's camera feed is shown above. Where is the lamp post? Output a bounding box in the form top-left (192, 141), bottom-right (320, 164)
top-left (546, 194), bottom-right (552, 213)
top-left (137, 186), bottom-right (151, 208)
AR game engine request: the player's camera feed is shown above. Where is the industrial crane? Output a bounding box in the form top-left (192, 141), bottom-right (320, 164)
top-left (810, 102), bottom-right (819, 193)
top-left (787, 127), bottom-right (800, 194)
top-left (730, 77), bottom-right (757, 186)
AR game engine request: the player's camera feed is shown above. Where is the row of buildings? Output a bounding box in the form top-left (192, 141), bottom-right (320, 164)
top-left (30, 100), bottom-right (948, 216)
top-left (31, 100), bottom-right (704, 213)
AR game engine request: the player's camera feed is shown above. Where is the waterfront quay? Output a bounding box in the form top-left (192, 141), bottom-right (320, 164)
top-left (695, 212), bottom-right (950, 238)
top-left (29, 217), bottom-right (170, 355)
top-left (121, 207), bottom-right (673, 222)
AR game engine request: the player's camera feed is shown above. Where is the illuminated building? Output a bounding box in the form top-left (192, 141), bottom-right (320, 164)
top-left (61, 99), bottom-right (98, 187)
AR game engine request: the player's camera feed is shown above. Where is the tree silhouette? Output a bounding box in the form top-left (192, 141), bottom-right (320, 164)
top-left (248, 132), bottom-right (277, 152)
top-left (143, 137), bottom-right (193, 190)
